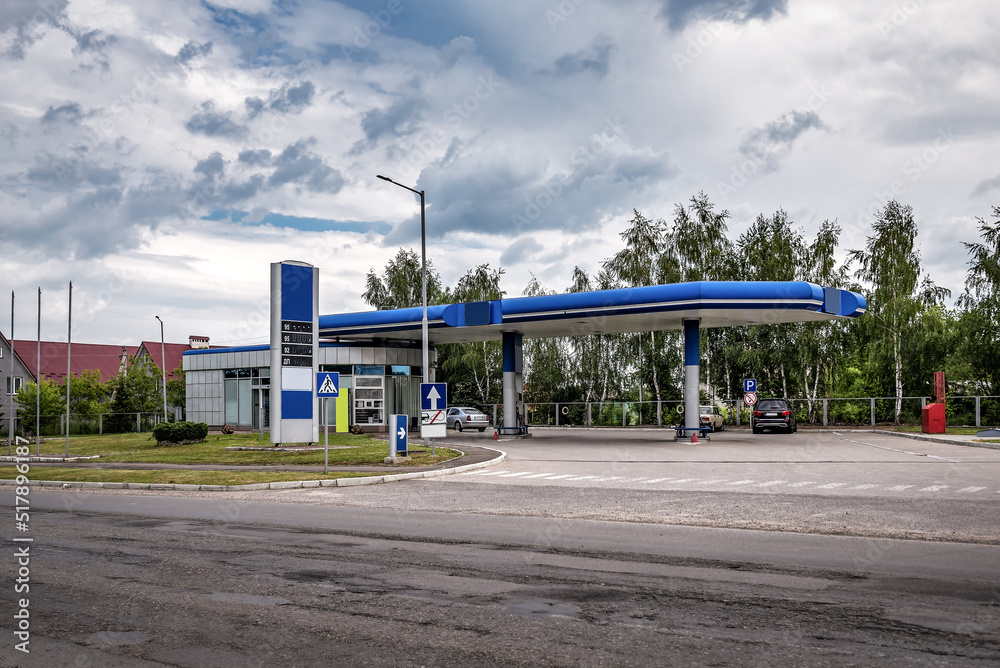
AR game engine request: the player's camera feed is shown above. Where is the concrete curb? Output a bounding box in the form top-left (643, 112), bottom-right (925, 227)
top-left (874, 430), bottom-right (1000, 451)
top-left (0, 448), bottom-right (508, 492)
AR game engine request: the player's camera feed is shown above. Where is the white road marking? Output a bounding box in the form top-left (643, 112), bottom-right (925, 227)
top-left (919, 485), bottom-right (949, 492)
top-left (641, 478), bottom-right (674, 483)
top-left (698, 479), bottom-right (730, 485)
top-left (499, 472), bottom-right (533, 477)
top-left (886, 485), bottom-right (914, 491)
top-left (539, 474), bottom-right (575, 480)
top-left (785, 481), bottom-right (816, 487)
top-left (563, 475), bottom-right (599, 481)
top-left (756, 481), bottom-right (786, 487)
top-left (850, 484), bottom-right (881, 490)
top-left (477, 470), bottom-right (511, 476)
top-left (843, 438), bottom-right (961, 463)
top-left (726, 480), bottom-right (755, 486)
top-left (957, 487), bottom-right (986, 493)
top-left (671, 478), bottom-right (701, 483)
top-left (815, 483), bottom-right (847, 489)
top-left (522, 473), bottom-right (556, 479)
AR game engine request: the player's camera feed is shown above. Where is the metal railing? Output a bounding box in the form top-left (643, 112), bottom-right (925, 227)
top-left (1, 411), bottom-right (181, 438)
top-left (481, 396), bottom-right (1000, 429)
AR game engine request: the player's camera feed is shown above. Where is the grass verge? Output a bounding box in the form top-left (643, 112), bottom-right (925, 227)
top-left (22, 432), bottom-right (460, 467)
top-left (893, 426), bottom-right (982, 435)
top-left (14, 467), bottom-right (380, 486)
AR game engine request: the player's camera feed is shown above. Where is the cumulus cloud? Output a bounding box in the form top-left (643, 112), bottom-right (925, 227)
top-left (0, 0), bottom-right (69, 59)
top-left (245, 80), bottom-right (315, 118)
top-left (185, 101), bottom-right (247, 139)
top-left (267, 138), bottom-right (344, 193)
top-left (737, 109), bottom-right (826, 173)
top-left (660, 0), bottom-right (788, 29)
top-left (971, 174), bottom-right (1000, 198)
top-left (553, 35), bottom-right (616, 78)
top-left (41, 102), bottom-right (84, 124)
top-left (500, 236), bottom-right (543, 266)
top-left (176, 40), bottom-right (213, 64)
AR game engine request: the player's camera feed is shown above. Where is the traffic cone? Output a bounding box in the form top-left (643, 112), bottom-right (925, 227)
top-left (493, 430), bottom-right (499, 440)
top-left (691, 431), bottom-right (698, 443)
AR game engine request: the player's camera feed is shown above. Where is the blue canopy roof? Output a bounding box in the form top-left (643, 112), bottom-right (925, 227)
top-left (319, 281), bottom-right (865, 344)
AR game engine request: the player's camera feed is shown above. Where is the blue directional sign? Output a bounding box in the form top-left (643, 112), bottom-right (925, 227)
top-left (391, 414), bottom-right (408, 455)
top-left (317, 372), bottom-right (340, 397)
top-left (420, 383), bottom-right (447, 411)
top-left (743, 378), bottom-right (757, 393)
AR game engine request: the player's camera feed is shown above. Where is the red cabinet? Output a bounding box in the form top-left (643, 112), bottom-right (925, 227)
top-left (921, 402), bottom-right (946, 434)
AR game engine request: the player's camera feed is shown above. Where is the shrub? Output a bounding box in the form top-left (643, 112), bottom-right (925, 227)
top-left (153, 421), bottom-right (209, 445)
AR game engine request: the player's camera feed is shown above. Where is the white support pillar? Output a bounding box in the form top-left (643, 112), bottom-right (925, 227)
top-left (683, 319), bottom-right (700, 441)
top-left (502, 332), bottom-right (524, 433)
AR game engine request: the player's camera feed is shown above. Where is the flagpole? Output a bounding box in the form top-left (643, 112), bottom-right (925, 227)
top-left (66, 281), bottom-right (72, 456)
top-left (36, 287), bottom-right (40, 456)
top-left (7, 291), bottom-right (12, 455)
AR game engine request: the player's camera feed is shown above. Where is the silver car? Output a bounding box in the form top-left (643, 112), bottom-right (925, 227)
top-left (447, 407), bottom-right (490, 432)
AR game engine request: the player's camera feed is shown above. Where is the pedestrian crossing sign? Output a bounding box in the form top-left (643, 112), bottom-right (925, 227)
top-left (317, 372), bottom-right (340, 397)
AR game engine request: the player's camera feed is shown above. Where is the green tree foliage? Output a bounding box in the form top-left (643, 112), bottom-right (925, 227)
top-left (16, 378), bottom-right (63, 430)
top-left (848, 201), bottom-right (949, 423)
top-left (438, 264), bottom-right (505, 406)
top-left (62, 369), bottom-right (106, 416)
top-left (956, 208), bottom-right (1000, 400)
top-left (363, 197), bottom-right (999, 427)
top-left (362, 248), bottom-right (444, 310)
top-left (167, 365), bottom-right (186, 410)
top-left (105, 355), bottom-right (163, 432)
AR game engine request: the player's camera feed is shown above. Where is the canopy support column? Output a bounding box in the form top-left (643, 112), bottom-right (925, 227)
top-left (684, 319), bottom-right (700, 441)
top-left (502, 332), bottom-right (523, 433)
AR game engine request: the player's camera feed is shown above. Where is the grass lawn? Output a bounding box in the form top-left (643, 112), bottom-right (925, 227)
top-left (24, 432), bottom-right (460, 467)
top-left (894, 426), bottom-right (982, 435)
top-left (15, 467), bottom-right (380, 486)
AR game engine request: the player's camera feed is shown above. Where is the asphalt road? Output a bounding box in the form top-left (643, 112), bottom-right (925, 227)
top-left (2, 429), bottom-right (998, 666)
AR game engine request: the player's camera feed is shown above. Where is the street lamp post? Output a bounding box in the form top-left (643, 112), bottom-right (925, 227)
top-left (154, 316), bottom-right (168, 423)
top-left (376, 175), bottom-right (430, 451)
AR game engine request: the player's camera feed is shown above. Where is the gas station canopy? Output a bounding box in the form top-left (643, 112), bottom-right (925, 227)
top-left (318, 281), bottom-right (866, 344)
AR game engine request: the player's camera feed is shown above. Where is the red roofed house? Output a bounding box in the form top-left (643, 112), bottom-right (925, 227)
top-left (0, 333), bottom-right (211, 419)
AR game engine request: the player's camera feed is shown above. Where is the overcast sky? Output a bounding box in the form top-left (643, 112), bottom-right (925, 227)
top-left (2, 0), bottom-right (998, 348)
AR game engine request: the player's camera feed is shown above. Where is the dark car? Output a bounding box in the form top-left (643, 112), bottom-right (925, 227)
top-left (446, 407), bottom-right (490, 432)
top-left (751, 398), bottom-right (797, 434)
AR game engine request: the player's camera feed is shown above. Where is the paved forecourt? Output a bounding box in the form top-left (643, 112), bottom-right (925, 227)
top-left (440, 428), bottom-right (1000, 500)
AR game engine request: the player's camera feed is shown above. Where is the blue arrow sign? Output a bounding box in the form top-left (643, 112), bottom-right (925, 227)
top-left (391, 414), bottom-right (407, 455)
top-left (743, 378), bottom-right (757, 393)
top-left (317, 372), bottom-right (340, 397)
top-left (420, 382), bottom-right (447, 411)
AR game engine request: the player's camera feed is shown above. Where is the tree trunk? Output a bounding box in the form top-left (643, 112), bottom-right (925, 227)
top-left (781, 363), bottom-right (788, 399)
top-left (893, 330), bottom-right (903, 425)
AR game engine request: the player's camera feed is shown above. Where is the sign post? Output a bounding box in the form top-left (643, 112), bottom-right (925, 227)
top-left (420, 382), bottom-right (447, 455)
top-left (317, 372), bottom-right (339, 474)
